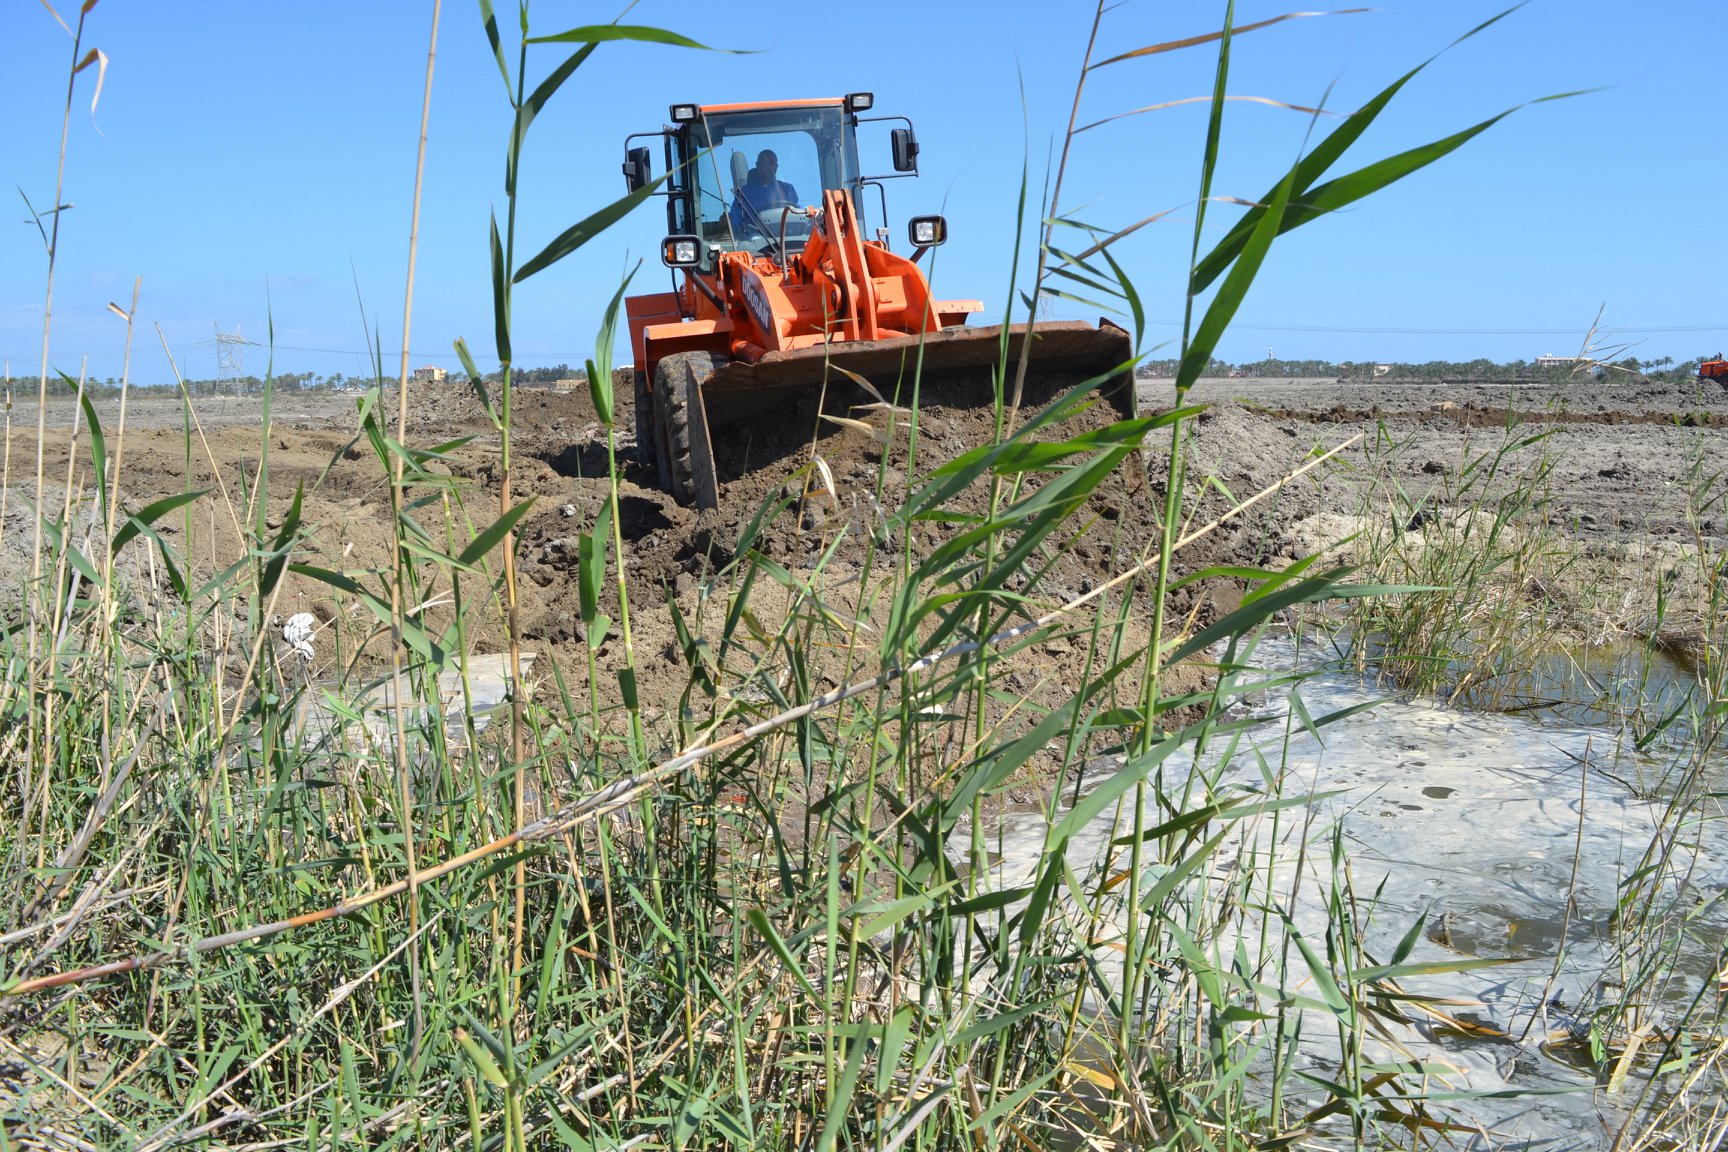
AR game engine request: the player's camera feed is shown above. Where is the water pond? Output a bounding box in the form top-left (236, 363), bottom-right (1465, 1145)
top-left (970, 635), bottom-right (1726, 1149)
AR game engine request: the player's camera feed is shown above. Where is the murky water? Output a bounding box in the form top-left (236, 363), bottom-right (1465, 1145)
top-left (1353, 629), bottom-right (1715, 777)
top-left (969, 635), bottom-right (1727, 1149)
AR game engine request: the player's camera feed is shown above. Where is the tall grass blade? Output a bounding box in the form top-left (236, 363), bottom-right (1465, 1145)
top-left (513, 181), bottom-right (666, 282)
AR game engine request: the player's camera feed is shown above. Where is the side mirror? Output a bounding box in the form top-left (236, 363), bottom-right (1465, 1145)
top-left (891, 128), bottom-right (919, 174)
top-left (623, 147), bottom-right (652, 192)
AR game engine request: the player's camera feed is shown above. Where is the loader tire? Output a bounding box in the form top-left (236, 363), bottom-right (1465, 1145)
top-left (632, 367), bottom-right (658, 474)
top-left (653, 351), bottom-right (722, 510)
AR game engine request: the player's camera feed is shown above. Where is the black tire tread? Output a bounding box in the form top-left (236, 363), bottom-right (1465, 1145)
top-left (652, 351), bottom-right (722, 510)
top-left (631, 367), bottom-right (657, 473)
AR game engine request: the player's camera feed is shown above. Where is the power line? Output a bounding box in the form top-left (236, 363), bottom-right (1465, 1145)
top-left (8, 323), bottom-right (1726, 366)
top-left (222, 325), bottom-right (1728, 354)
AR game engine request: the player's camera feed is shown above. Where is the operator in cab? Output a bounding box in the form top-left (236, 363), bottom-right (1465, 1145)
top-left (729, 149), bottom-right (800, 235)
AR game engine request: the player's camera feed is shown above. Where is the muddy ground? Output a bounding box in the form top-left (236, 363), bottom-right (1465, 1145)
top-left (3, 368), bottom-right (1724, 740)
top-left (1168, 373), bottom-right (1728, 543)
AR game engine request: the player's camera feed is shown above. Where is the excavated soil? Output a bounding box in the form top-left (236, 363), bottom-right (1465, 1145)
top-left (4, 369), bottom-right (1724, 752)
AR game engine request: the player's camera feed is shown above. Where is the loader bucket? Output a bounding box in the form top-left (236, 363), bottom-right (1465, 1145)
top-left (640, 319), bottom-right (1136, 509)
top-left (703, 320), bottom-right (1136, 421)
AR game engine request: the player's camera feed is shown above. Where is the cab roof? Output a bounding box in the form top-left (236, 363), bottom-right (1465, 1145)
top-left (697, 98), bottom-right (845, 115)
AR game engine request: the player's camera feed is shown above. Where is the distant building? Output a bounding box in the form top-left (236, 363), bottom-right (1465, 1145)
top-left (1534, 354), bottom-right (1581, 368)
top-left (410, 364), bottom-right (447, 384)
top-left (1373, 364), bottom-right (1392, 377)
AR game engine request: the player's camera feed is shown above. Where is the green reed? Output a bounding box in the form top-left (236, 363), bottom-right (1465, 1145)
top-left (0, 4), bottom-right (1645, 1150)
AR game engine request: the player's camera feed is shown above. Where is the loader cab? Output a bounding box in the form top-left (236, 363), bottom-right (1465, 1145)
top-left (627, 95), bottom-right (911, 268)
top-left (678, 100), bottom-right (863, 259)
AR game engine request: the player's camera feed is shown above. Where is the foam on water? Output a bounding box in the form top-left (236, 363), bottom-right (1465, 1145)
top-left (967, 636), bottom-right (1726, 1148)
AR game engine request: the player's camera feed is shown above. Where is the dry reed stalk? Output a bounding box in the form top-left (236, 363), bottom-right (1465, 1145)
top-left (145, 327), bottom-right (265, 831)
top-left (0, 880), bottom-right (142, 951)
top-left (151, 326), bottom-right (247, 556)
top-left (2, 369), bottom-right (11, 563)
top-left (50, 362), bottom-right (87, 631)
top-left (30, 363), bottom-right (89, 871)
top-left (80, 286), bottom-right (142, 893)
top-left (23, 824), bottom-right (154, 977)
top-left (20, 8), bottom-right (92, 881)
top-left (97, 282), bottom-right (142, 635)
top-left (381, 0), bottom-right (442, 1062)
top-left (1, 433), bottom-right (1359, 997)
top-left (500, 188), bottom-right (527, 998)
top-left (504, 433), bottom-right (528, 981)
top-left (19, 692), bottom-right (171, 922)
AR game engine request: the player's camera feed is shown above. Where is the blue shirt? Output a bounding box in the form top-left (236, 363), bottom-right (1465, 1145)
top-left (729, 176), bottom-right (800, 235)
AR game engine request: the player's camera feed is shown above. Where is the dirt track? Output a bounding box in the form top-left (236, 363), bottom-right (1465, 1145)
top-left (4, 369), bottom-right (1724, 727)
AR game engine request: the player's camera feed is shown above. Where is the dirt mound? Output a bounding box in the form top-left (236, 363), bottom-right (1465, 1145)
top-left (29, 365), bottom-right (1716, 742)
top-left (508, 370), bottom-right (1164, 628)
top-left (466, 368), bottom-right (1271, 737)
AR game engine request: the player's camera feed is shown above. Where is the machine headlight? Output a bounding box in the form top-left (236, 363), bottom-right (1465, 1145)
top-left (662, 235), bottom-right (702, 267)
top-left (909, 215), bottom-right (947, 248)
top-left (669, 103), bottom-right (698, 123)
top-left (844, 91), bottom-right (874, 112)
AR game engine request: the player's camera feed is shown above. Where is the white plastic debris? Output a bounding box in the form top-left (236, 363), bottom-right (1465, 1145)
top-left (282, 612), bottom-right (316, 663)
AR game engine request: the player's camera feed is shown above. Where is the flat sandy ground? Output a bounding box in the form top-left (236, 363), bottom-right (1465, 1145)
top-left (1165, 373), bottom-right (1728, 543)
top-left (3, 369), bottom-right (1723, 724)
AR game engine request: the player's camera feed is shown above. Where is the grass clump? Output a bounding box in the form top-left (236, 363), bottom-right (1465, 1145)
top-left (1325, 403), bottom-right (1726, 745)
top-left (1331, 409), bottom-right (1576, 705)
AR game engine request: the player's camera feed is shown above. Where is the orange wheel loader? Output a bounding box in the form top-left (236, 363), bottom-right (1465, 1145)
top-left (620, 93), bottom-right (1135, 508)
top-left (1701, 356), bottom-right (1727, 384)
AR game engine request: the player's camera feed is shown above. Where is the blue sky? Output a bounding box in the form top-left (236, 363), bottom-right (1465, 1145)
top-left (2, 1), bottom-right (1722, 386)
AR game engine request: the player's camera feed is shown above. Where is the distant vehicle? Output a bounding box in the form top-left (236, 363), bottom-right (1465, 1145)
top-left (1700, 356), bottom-right (1727, 383)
